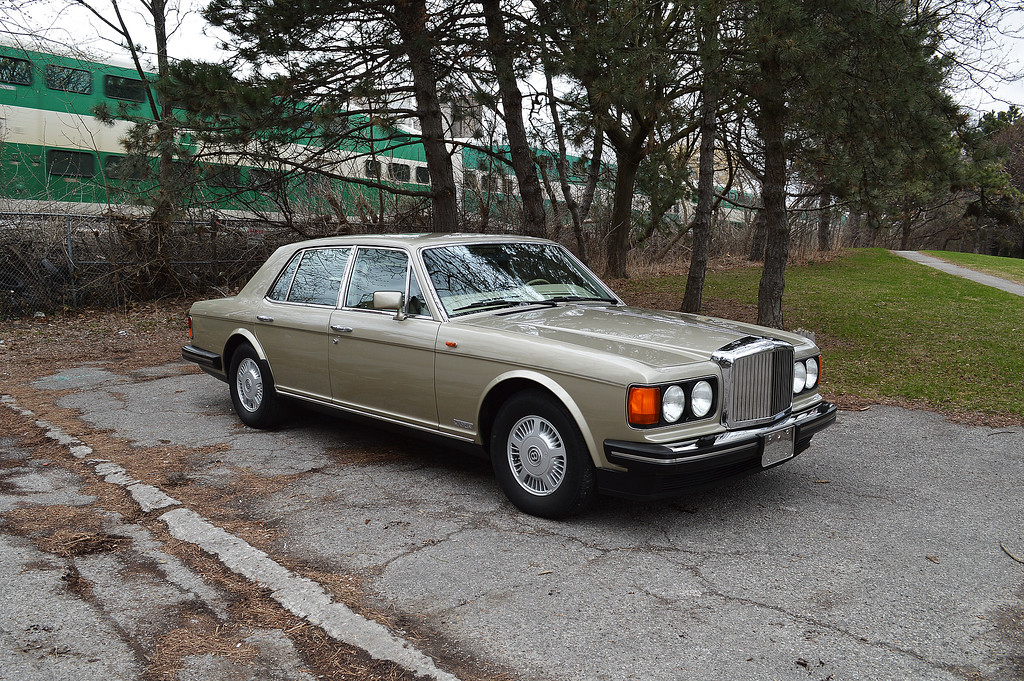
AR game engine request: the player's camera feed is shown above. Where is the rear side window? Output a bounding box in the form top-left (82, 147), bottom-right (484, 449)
top-left (105, 74), bottom-right (147, 102)
top-left (46, 65), bottom-right (92, 94)
top-left (284, 248), bottom-right (352, 306)
top-left (0, 56), bottom-right (32, 86)
top-left (47, 150), bottom-right (95, 177)
top-left (267, 253), bottom-right (301, 301)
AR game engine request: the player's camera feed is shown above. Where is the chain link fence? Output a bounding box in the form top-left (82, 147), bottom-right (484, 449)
top-left (0, 213), bottom-right (315, 319)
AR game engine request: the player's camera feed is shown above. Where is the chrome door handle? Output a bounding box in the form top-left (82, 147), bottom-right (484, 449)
top-left (330, 325), bottom-right (353, 333)
top-left (256, 315), bottom-right (274, 322)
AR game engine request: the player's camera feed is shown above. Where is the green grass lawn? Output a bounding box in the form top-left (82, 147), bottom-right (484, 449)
top-left (621, 248), bottom-right (1024, 423)
top-left (922, 250), bottom-right (1024, 286)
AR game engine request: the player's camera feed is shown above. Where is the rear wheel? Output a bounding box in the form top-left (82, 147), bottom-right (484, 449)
top-left (229, 344), bottom-right (284, 429)
top-left (490, 390), bottom-right (596, 519)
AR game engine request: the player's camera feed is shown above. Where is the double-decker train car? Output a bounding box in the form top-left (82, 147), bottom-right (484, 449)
top-left (0, 45), bottom-right (156, 213)
top-left (0, 44), bottom-right (453, 222)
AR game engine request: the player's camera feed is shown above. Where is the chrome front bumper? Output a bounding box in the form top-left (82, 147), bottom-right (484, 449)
top-left (597, 400), bottom-right (837, 500)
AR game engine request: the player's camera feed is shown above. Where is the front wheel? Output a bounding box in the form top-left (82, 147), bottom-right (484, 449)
top-left (229, 344), bottom-right (285, 429)
top-left (490, 390), bottom-right (596, 519)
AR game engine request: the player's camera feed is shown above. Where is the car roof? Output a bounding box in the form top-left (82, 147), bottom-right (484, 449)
top-left (279, 233), bottom-right (556, 251)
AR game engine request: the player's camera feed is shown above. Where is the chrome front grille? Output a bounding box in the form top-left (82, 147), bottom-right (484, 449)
top-left (713, 337), bottom-right (794, 428)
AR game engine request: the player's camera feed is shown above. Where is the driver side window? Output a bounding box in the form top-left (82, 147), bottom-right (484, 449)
top-left (345, 248), bottom-right (409, 310)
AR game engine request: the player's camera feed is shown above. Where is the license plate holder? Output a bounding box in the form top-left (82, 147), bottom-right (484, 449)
top-left (762, 426), bottom-right (795, 467)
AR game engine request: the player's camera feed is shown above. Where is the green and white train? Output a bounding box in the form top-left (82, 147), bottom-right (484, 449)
top-left (0, 44), bottom-right (758, 231)
top-left (0, 44), bottom-right (486, 222)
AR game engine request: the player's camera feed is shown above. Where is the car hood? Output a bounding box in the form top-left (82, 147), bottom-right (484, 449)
top-left (460, 304), bottom-right (810, 369)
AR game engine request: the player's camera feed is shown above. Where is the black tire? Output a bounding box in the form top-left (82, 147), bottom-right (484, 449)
top-left (228, 344), bottom-right (285, 429)
top-left (490, 390), bottom-right (596, 519)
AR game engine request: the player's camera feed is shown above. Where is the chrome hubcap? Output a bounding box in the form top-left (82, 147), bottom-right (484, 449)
top-left (235, 358), bottom-right (264, 413)
top-left (507, 416), bottom-right (566, 496)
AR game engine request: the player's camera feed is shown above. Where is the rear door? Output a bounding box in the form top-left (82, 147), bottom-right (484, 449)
top-left (255, 246), bottom-right (352, 402)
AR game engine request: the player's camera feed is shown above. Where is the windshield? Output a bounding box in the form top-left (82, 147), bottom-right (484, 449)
top-left (422, 242), bottom-right (617, 317)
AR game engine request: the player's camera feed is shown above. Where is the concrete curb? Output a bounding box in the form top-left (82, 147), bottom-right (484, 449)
top-left (1, 394), bottom-right (463, 681)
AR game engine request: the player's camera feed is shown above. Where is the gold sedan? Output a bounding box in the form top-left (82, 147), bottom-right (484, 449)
top-left (183, 234), bottom-right (835, 518)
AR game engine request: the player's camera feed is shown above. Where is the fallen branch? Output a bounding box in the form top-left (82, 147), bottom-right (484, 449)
top-left (1000, 543), bottom-right (1024, 565)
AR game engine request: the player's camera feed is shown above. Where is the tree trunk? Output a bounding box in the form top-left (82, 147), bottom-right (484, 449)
top-left (604, 148), bottom-right (642, 278)
top-left (147, 0), bottom-right (174, 288)
top-left (682, 10), bottom-right (719, 313)
top-left (481, 0), bottom-right (546, 237)
top-left (817, 191), bottom-right (831, 251)
top-left (748, 210), bottom-right (766, 261)
top-left (578, 130), bottom-right (603, 223)
top-left (755, 54), bottom-right (790, 329)
top-left (546, 70), bottom-right (589, 260)
top-left (396, 0), bottom-right (459, 232)
top-left (900, 212), bottom-right (912, 250)
top-left (847, 210), bottom-right (862, 247)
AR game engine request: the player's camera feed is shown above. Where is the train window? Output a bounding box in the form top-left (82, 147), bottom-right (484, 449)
top-left (364, 160), bottom-right (382, 178)
top-left (105, 75), bottom-right (147, 102)
top-left (165, 160), bottom-right (198, 183)
top-left (0, 56), bottom-right (32, 86)
top-left (206, 165), bottom-right (242, 188)
top-left (105, 155), bottom-right (145, 180)
top-left (324, 116), bottom-right (350, 138)
top-left (389, 163), bottom-right (410, 182)
top-left (46, 65), bottom-right (92, 94)
top-left (249, 168), bottom-right (286, 190)
top-left (47, 150), bottom-right (95, 177)
top-left (415, 166), bottom-right (430, 185)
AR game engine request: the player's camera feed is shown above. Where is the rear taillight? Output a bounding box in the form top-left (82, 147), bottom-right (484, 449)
top-left (187, 315), bottom-right (193, 340)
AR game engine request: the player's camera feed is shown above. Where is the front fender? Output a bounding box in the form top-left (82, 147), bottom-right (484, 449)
top-left (479, 370), bottom-right (603, 467)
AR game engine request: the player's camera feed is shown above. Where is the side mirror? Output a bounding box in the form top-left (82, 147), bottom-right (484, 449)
top-left (372, 291), bottom-right (406, 320)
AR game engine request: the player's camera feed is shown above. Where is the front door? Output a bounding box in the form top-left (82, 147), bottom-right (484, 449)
top-left (328, 247), bottom-right (440, 431)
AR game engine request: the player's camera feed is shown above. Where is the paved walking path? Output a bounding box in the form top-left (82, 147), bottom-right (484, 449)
top-left (893, 250), bottom-right (1024, 297)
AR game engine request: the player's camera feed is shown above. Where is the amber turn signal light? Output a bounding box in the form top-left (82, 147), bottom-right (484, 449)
top-left (628, 386), bottom-right (660, 426)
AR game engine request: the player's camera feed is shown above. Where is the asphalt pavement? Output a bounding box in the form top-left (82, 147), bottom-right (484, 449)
top-left (2, 360), bottom-right (1022, 681)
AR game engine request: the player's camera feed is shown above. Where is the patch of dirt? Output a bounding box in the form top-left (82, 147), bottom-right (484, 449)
top-left (145, 607), bottom-right (261, 681)
top-left (61, 564), bottom-right (94, 600)
top-left (0, 302), bottom-right (190, 385)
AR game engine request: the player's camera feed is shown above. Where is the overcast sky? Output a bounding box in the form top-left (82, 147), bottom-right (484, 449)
top-left (8, 0), bottom-right (1024, 117)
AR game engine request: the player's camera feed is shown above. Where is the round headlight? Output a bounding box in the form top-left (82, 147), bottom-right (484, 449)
top-left (662, 385), bottom-right (686, 423)
top-left (793, 361), bottom-right (807, 395)
top-left (805, 357), bottom-right (819, 390)
top-left (691, 380), bottom-right (713, 418)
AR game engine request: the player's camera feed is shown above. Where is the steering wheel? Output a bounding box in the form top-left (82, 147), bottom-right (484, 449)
top-left (527, 278), bottom-right (550, 286)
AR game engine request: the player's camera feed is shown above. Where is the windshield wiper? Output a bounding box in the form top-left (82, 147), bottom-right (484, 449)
top-left (453, 298), bottom-right (557, 313)
top-left (547, 295), bottom-right (618, 304)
